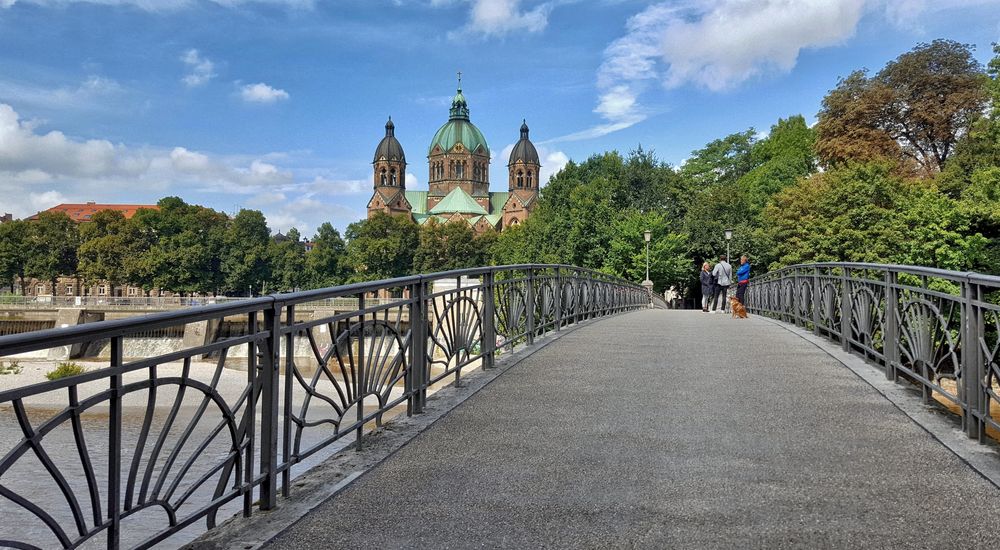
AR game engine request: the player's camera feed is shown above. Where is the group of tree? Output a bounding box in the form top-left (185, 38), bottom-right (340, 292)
top-left (0, 197), bottom-right (351, 296)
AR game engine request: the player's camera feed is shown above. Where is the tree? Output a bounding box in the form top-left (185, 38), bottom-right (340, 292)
top-left (816, 40), bottom-right (988, 175)
top-left (343, 212), bottom-right (419, 282)
top-left (602, 210), bottom-right (691, 293)
top-left (305, 222), bottom-right (347, 288)
top-left (270, 227), bottom-right (306, 292)
top-left (413, 219), bottom-right (492, 273)
top-left (679, 129), bottom-right (757, 189)
top-left (24, 212), bottom-right (79, 293)
top-left (0, 220), bottom-right (29, 294)
top-left (221, 209), bottom-right (272, 295)
top-left (78, 210), bottom-right (133, 293)
top-left (130, 197), bottom-right (228, 295)
top-left (742, 115), bottom-right (817, 207)
top-left (762, 163), bottom-right (985, 271)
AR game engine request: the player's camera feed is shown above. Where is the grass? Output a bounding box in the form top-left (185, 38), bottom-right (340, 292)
top-left (45, 361), bottom-right (87, 381)
top-left (0, 359), bottom-right (22, 375)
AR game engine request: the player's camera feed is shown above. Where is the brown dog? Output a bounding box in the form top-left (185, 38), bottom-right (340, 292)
top-left (730, 297), bottom-right (748, 319)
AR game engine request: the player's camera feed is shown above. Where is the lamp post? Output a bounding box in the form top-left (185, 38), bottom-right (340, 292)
top-left (724, 228), bottom-right (733, 263)
top-left (642, 230), bottom-right (653, 303)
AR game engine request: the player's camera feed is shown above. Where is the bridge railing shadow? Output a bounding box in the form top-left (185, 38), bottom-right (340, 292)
top-left (747, 262), bottom-right (1000, 444)
top-left (0, 265), bottom-right (648, 549)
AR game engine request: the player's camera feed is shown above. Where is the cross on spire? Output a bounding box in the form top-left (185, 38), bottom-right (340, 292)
top-left (457, 70), bottom-right (462, 90)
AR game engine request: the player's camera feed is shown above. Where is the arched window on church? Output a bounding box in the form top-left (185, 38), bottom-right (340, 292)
top-left (390, 169), bottom-right (397, 185)
top-left (516, 171), bottom-right (523, 188)
top-left (380, 168), bottom-right (387, 185)
top-left (527, 171), bottom-right (533, 187)
top-left (456, 162), bottom-right (464, 178)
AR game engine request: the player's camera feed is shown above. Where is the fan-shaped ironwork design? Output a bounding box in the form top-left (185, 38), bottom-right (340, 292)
top-left (897, 298), bottom-right (960, 384)
top-left (0, 350), bottom-right (254, 549)
top-left (294, 316), bottom-right (408, 456)
top-left (850, 285), bottom-right (885, 353)
top-left (495, 282), bottom-right (527, 345)
top-left (429, 294), bottom-right (483, 374)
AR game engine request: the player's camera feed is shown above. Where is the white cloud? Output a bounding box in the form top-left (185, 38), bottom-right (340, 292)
top-left (553, 0), bottom-right (870, 142)
top-left (240, 82), bottom-right (290, 103)
top-left (180, 49), bottom-right (216, 88)
top-left (444, 0), bottom-right (552, 38)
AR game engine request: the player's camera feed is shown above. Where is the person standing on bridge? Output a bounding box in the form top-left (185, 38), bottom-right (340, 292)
top-left (700, 262), bottom-right (715, 312)
top-left (711, 255), bottom-right (732, 313)
top-left (736, 255), bottom-right (750, 305)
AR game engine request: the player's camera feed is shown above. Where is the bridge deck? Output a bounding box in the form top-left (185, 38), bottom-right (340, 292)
top-left (265, 310), bottom-right (1000, 548)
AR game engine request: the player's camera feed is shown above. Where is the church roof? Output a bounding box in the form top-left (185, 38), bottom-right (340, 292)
top-left (373, 117), bottom-right (405, 163)
top-left (489, 192), bottom-right (509, 213)
top-left (508, 120), bottom-right (539, 165)
top-left (429, 85), bottom-right (489, 155)
top-left (429, 187), bottom-right (488, 215)
top-left (405, 191), bottom-right (428, 214)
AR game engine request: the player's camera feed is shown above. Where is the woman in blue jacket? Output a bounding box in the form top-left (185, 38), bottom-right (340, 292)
top-left (736, 255), bottom-right (750, 305)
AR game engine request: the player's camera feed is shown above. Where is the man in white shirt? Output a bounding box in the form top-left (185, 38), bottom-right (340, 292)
top-left (711, 255), bottom-right (732, 313)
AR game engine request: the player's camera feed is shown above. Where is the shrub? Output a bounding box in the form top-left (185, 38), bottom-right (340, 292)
top-left (45, 362), bottom-right (86, 381)
top-left (0, 360), bottom-right (22, 375)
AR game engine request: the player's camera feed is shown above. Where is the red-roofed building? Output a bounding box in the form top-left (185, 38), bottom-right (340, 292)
top-left (29, 202), bottom-right (158, 223)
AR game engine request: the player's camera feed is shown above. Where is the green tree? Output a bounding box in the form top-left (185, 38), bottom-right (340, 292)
top-left (25, 212), bottom-right (79, 293)
top-left (343, 212), bottom-right (419, 282)
top-left (131, 197), bottom-right (228, 295)
top-left (679, 129), bottom-right (757, 189)
top-left (305, 222), bottom-right (347, 288)
top-left (78, 210), bottom-right (133, 293)
top-left (602, 210), bottom-right (691, 293)
top-left (0, 220), bottom-right (29, 294)
top-left (413, 219), bottom-right (493, 273)
top-left (222, 209), bottom-right (272, 295)
top-left (270, 227), bottom-right (306, 292)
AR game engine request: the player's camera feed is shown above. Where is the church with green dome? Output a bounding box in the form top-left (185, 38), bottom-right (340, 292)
top-left (367, 80), bottom-right (541, 232)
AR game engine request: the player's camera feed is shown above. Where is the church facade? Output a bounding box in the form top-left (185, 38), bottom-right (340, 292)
top-left (367, 83), bottom-right (541, 231)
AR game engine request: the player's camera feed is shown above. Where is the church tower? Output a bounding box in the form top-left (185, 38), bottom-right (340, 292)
top-left (368, 117), bottom-right (412, 218)
top-left (502, 120), bottom-right (541, 228)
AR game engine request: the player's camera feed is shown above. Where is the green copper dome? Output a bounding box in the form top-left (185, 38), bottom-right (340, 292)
top-left (428, 86), bottom-right (489, 155)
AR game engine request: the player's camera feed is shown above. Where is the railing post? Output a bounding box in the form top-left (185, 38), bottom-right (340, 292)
top-left (812, 267), bottom-right (821, 336)
top-left (841, 267), bottom-right (852, 352)
top-left (884, 269), bottom-right (899, 381)
top-left (282, 304), bottom-right (295, 495)
top-left (553, 268), bottom-right (562, 331)
top-left (259, 301), bottom-right (280, 510)
top-left (107, 335), bottom-right (123, 550)
top-left (481, 271), bottom-right (496, 369)
top-left (409, 279), bottom-right (427, 414)
top-left (963, 279), bottom-right (983, 440)
top-left (525, 268), bottom-right (536, 345)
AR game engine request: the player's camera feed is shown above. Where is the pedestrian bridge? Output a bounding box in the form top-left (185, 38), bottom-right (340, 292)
top-left (1, 264), bottom-right (999, 549)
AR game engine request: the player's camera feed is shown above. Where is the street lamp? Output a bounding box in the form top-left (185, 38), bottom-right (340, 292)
top-left (642, 230), bottom-right (653, 303)
top-left (724, 228), bottom-right (733, 263)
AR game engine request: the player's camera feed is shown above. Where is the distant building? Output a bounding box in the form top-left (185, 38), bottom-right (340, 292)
top-left (367, 79), bottom-right (541, 231)
top-left (29, 202), bottom-right (158, 222)
top-left (0, 213), bottom-right (12, 224)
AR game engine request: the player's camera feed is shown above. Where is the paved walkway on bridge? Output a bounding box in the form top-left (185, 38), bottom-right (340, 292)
top-left (265, 310), bottom-right (1000, 549)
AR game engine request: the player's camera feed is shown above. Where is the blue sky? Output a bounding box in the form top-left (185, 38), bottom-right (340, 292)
top-left (1, 0), bottom-right (998, 235)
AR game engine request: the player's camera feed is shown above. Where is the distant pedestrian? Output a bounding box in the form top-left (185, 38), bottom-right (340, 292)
top-left (711, 255), bottom-right (732, 313)
top-left (736, 255), bottom-right (751, 305)
top-left (699, 262), bottom-right (714, 312)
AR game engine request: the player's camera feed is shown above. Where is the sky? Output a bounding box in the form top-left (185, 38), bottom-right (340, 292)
top-left (0, 0), bottom-right (998, 235)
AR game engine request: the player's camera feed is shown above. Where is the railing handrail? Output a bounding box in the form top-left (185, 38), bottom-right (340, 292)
top-left (0, 265), bottom-right (643, 357)
top-left (752, 261), bottom-right (1000, 285)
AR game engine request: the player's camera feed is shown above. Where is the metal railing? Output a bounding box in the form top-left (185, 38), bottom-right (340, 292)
top-left (0, 295), bottom-right (401, 311)
top-left (746, 262), bottom-right (1000, 443)
top-left (0, 265), bottom-right (650, 549)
